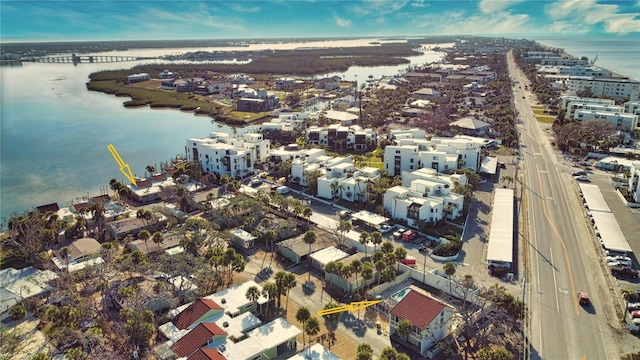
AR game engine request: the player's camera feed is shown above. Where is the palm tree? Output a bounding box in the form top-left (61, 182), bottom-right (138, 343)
top-left (351, 259), bottom-right (362, 294)
top-left (371, 231), bottom-right (383, 252)
top-left (303, 231), bottom-right (317, 281)
top-left (284, 273), bottom-right (297, 312)
top-left (138, 229), bottom-right (151, 252)
top-left (381, 241), bottom-right (394, 254)
top-left (304, 317), bottom-right (320, 348)
top-left (151, 231), bottom-right (164, 250)
top-left (296, 306), bottom-right (311, 347)
top-left (302, 206), bottom-right (313, 228)
top-left (359, 231), bottom-right (370, 258)
top-left (356, 344), bottom-right (374, 360)
top-left (321, 303), bottom-right (341, 350)
top-left (444, 261), bottom-right (457, 300)
top-left (375, 260), bottom-right (386, 286)
top-left (262, 282), bottom-right (278, 311)
top-left (246, 285), bottom-right (262, 313)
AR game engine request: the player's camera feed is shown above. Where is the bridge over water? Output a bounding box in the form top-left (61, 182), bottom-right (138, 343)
top-left (21, 53), bottom-right (159, 64)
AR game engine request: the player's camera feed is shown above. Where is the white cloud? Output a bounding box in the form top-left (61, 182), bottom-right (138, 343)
top-left (479, 0), bottom-right (526, 14)
top-left (226, 3), bottom-right (261, 13)
top-left (410, 10), bottom-right (535, 36)
top-left (351, 0), bottom-right (410, 16)
top-left (544, 0), bottom-right (640, 34)
top-left (334, 16), bottom-right (352, 28)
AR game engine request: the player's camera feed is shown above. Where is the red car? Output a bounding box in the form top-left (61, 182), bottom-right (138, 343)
top-left (631, 310), bottom-right (640, 318)
top-left (611, 267), bottom-right (640, 278)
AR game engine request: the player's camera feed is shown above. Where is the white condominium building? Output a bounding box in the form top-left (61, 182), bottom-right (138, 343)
top-left (185, 132), bottom-right (270, 178)
top-left (573, 110), bottom-right (639, 132)
top-left (564, 76), bottom-right (640, 100)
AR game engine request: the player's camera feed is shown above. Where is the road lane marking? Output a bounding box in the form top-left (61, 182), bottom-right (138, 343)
top-left (535, 163), bottom-right (580, 316)
top-left (551, 247), bottom-right (560, 310)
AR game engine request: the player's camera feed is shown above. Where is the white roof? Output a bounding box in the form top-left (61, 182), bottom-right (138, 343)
top-left (310, 246), bottom-right (349, 267)
top-left (0, 267), bottom-right (58, 312)
top-left (287, 344), bottom-right (340, 360)
top-left (578, 183), bottom-right (611, 213)
top-left (486, 189), bottom-right (514, 263)
top-left (324, 110), bottom-right (359, 122)
top-left (231, 228), bottom-right (257, 241)
top-left (222, 318), bottom-right (301, 359)
top-left (480, 156), bottom-right (498, 175)
top-left (590, 212), bottom-right (632, 253)
top-left (353, 210), bottom-right (389, 226)
top-left (205, 280), bottom-right (268, 314)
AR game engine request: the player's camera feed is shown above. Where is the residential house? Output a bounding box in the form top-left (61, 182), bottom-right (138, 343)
top-left (278, 232), bottom-right (335, 266)
top-left (389, 287), bottom-right (455, 355)
top-left (235, 89), bottom-right (279, 112)
top-left (309, 246), bottom-right (350, 270)
top-left (306, 124), bottom-right (377, 151)
top-left (287, 344), bottom-right (340, 360)
top-left (314, 76), bottom-right (341, 91)
top-left (0, 267), bottom-right (58, 321)
top-left (383, 178), bottom-right (464, 224)
top-left (159, 70), bottom-right (175, 79)
top-left (126, 73), bottom-right (150, 83)
top-left (317, 160), bottom-right (356, 200)
top-left (412, 88), bottom-right (442, 100)
top-left (230, 228), bottom-right (256, 250)
top-left (52, 237), bottom-right (104, 272)
top-left (449, 117), bottom-right (491, 136)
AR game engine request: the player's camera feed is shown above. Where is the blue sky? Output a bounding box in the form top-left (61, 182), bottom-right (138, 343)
top-left (1, 0), bottom-right (639, 42)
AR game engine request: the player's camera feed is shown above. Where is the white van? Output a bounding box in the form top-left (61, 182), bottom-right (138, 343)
top-left (275, 186), bottom-right (290, 194)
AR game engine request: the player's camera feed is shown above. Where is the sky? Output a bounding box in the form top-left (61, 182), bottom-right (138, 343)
top-left (1, 0), bottom-right (639, 42)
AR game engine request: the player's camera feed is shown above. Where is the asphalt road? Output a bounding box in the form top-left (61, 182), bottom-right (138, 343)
top-left (507, 51), bottom-right (622, 360)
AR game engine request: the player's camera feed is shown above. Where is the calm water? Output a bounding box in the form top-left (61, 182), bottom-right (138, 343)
top-left (535, 35), bottom-right (640, 80)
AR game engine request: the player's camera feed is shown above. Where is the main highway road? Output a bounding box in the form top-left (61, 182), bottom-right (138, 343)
top-left (507, 51), bottom-right (622, 360)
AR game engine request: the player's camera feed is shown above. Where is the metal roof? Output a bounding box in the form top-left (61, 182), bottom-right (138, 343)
top-left (590, 211), bottom-right (632, 253)
top-left (486, 188), bottom-right (514, 263)
top-left (578, 183), bottom-right (611, 213)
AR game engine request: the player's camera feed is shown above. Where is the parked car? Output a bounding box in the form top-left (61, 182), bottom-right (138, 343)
top-left (574, 175), bottom-right (590, 182)
top-left (399, 255), bottom-right (417, 268)
top-left (631, 310), bottom-right (640, 318)
top-left (578, 292), bottom-right (590, 306)
top-left (402, 229), bottom-right (418, 242)
top-left (250, 179), bottom-right (262, 187)
top-left (607, 256), bottom-right (633, 267)
top-left (393, 227), bottom-right (407, 239)
top-left (611, 267), bottom-right (640, 278)
top-left (572, 171), bottom-right (587, 177)
top-left (498, 162), bottom-right (507, 169)
top-left (627, 302), bottom-right (640, 311)
top-left (379, 224), bottom-right (393, 234)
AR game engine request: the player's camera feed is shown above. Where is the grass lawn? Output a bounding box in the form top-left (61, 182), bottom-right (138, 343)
top-left (535, 116), bottom-right (555, 124)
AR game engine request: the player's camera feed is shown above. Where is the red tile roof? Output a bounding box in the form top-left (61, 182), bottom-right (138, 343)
top-left (136, 179), bottom-right (152, 188)
top-left (37, 203), bottom-right (60, 213)
top-left (188, 348), bottom-right (227, 360)
top-left (172, 298), bottom-right (223, 330)
top-left (91, 194), bottom-right (111, 203)
top-left (390, 289), bottom-right (448, 331)
top-left (151, 174), bottom-right (167, 182)
top-left (171, 322), bottom-right (227, 358)
top-left (72, 202), bottom-right (91, 213)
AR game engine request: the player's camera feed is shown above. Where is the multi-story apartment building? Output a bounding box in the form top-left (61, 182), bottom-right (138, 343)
top-left (565, 103), bottom-right (624, 119)
top-left (573, 110), bottom-right (639, 132)
top-left (564, 76), bottom-right (640, 100)
top-left (624, 101), bottom-right (640, 115)
top-left (538, 65), bottom-right (611, 78)
top-left (306, 124), bottom-right (377, 151)
top-left (561, 96), bottom-right (615, 110)
top-left (185, 132), bottom-right (271, 178)
top-left (317, 159), bottom-right (356, 200)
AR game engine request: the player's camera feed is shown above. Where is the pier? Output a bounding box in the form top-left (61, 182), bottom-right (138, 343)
top-left (20, 53), bottom-right (159, 64)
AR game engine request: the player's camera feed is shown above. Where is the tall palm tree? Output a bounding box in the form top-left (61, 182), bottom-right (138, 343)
top-left (284, 273), bottom-right (297, 312)
top-left (371, 231), bottom-right (383, 252)
top-left (262, 282), bottom-right (278, 311)
top-left (321, 303), bottom-right (341, 350)
top-left (296, 306), bottom-right (311, 347)
top-left (351, 260), bottom-right (363, 294)
top-left (375, 260), bottom-right (386, 286)
top-left (246, 286), bottom-right (262, 313)
top-left (138, 229), bottom-right (151, 252)
top-left (151, 231), bottom-right (164, 250)
top-left (304, 317), bottom-right (320, 349)
top-left (302, 206), bottom-right (313, 229)
top-left (303, 231), bottom-right (317, 281)
top-left (444, 261), bottom-right (457, 300)
top-left (359, 231), bottom-right (370, 258)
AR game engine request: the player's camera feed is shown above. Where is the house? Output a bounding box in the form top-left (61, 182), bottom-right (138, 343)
top-left (389, 287), bottom-right (455, 355)
top-left (383, 180), bottom-right (464, 224)
top-left (126, 73), bottom-right (150, 83)
top-left (0, 267), bottom-right (58, 321)
top-left (52, 237), bottom-right (105, 272)
top-left (412, 88), bottom-right (441, 100)
top-left (220, 317), bottom-right (301, 359)
top-left (108, 216), bottom-right (161, 238)
top-left (309, 246), bottom-right (349, 270)
top-left (450, 117), bottom-right (491, 136)
top-left (230, 228), bottom-right (256, 250)
top-left (287, 343), bottom-right (340, 360)
top-left (278, 232), bottom-right (335, 265)
top-left (306, 124), bottom-right (377, 151)
top-left (159, 70), bottom-right (175, 79)
top-left (171, 322), bottom-right (227, 358)
top-left (188, 348), bottom-right (227, 360)
top-left (314, 76), bottom-right (341, 91)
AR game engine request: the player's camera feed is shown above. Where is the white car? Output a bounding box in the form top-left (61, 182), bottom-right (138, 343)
top-left (393, 227), bottom-right (407, 238)
top-left (379, 224), bottom-right (393, 234)
top-left (627, 302), bottom-right (640, 311)
top-left (574, 175), bottom-right (590, 182)
top-left (607, 256), bottom-right (633, 267)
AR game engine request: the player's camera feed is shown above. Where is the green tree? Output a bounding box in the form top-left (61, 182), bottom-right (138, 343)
top-left (65, 347), bottom-right (85, 360)
top-left (477, 347), bottom-right (514, 360)
top-left (370, 231), bottom-right (383, 252)
top-left (356, 343), bottom-right (374, 360)
top-left (303, 230), bottom-right (317, 281)
top-left (321, 303), bottom-right (341, 350)
top-left (444, 261), bottom-right (457, 300)
top-left (359, 231), bottom-right (370, 258)
top-left (120, 308), bottom-right (155, 355)
top-left (304, 317), bottom-right (320, 348)
top-left (28, 353), bottom-right (52, 360)
top-left (8, 304), bottom-right (26, 322)
top-left (296, 306), bottom-right (311, 346)
top-left (262, 282), bottom-right (278, 311)
top-left (396, 319), bottom-right (413, 343)
top-left (246, 286), bottom-right (262, 313)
